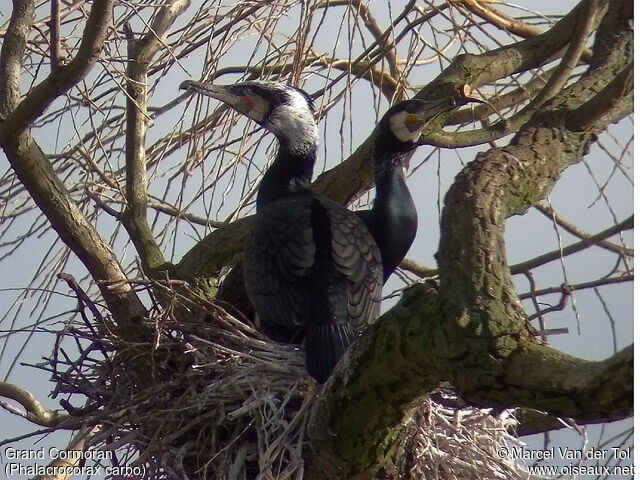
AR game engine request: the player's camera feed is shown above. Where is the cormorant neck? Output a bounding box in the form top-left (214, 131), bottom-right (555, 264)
top-left (370, 148), bottom-right (418, 280)
top-left (371, 160), bottom-right (414, 223)
top-left (373, 143), bottom-right (413, 181)
top-left (256, 139), bottom-right (317, 207)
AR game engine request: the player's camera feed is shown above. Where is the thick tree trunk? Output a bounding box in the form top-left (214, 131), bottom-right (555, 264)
top-left (304, 1), bottom-right (633, 477)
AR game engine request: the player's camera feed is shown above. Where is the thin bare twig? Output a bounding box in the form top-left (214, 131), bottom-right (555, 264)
top-left (535, 203), bottom-right (633, 257)
top-left (510, 215), bottom-right (633, 274)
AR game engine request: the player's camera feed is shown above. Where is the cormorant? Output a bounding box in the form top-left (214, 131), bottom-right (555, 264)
top-left (216, 97), bottom-right (467, 319)
top-left (180, 80), bottom-right (383, 383)
top-left (357, 97), bottom-right (461, 281)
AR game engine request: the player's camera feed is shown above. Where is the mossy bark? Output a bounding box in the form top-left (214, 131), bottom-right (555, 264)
top-left (304, 1), bottom-right (633, 477)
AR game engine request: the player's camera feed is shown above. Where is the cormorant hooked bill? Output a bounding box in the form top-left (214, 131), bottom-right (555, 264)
top-left (180, 80), bottom-right (383, 383)
top-left (357, 97), bottom-right (462, 281)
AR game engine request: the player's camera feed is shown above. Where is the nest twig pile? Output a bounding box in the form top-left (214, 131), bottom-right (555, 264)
top-left (407, 396), bottom-right (531, 479)
top-left (46, 280), bottom-right (531, 479)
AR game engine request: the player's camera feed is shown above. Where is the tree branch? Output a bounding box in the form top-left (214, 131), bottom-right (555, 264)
top-left (518, 274), bottom-right (633, 301)
top-left (49, 0), bottom-right (61, 71)
top-left (0, 381), bottom-right (70, 427)
top-left (510, 215), bottom-right (633, 274)
top-left (3, 0), bottom-right (115, 135)
top-left (500, 343), bottom-right (632, 423)
top-left (305, 4), bottom-right (633, 473)
top-left (0, 0), bottom-right (35, 119)
top-left (567, 62), bottom-right (634, 132)
top-left (349, 0), bottom-right (401, 83)
top-left (121, 0), bottom-right (189, 276)
top-left (430, 0), bottom-right (609, 92)
top-left (501, 0), bottom-right (600, 131)
top-left (0, 0), bottom-right (147, 333)
top-left (419, 0), bottom-right (610, 147)
top-left (534, 203), bottom-right (633, 257)
top-left (455, 0), bottom-right (543, 38)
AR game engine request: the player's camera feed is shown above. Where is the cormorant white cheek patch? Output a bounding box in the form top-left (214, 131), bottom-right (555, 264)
top-left (268, 92), bottom-right (318, 152)
top-left (389, 111), bottom-right (422, 143)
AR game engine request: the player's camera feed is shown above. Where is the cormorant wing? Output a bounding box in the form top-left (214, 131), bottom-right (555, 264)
top-left (243, 195), bottom-right (316, 334)
top-left (319, 197), bottom-right (383, 331)
top-left (243, 192), bottom-right (383, 382)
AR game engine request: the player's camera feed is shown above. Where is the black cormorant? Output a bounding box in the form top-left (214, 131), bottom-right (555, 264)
top-left (216, 96), bottom-right (467, 319)
top-left (357, 97), bottom-right (461, 281)
top-left (180, 80), bottom-right (383, 383)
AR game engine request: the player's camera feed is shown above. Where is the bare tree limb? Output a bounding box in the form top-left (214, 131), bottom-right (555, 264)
top-left (506, 0), bottom-right (600, 128)
top-left (350, 0), bottom-right (401, 83)
top-left (518, 274), bottom-right (633, 300)
top-left (399, 258), bottom-right (437, 278)
top-left (455, 0), bottom-right (543, 38)
top-left (0, 381), bottom-right (70, 427)
top-left (510, 215), bottom-right (633, 274)
top-left (0, 0), bottom-right (35, 118)
top-left (0, 0), bottom-right (147, 332)
top-left (48, 0), bottom-right (61, 71)
top-left (3, 0), bottom-right (115, 135)
top-left (121, 0), bottom-right (189, 276)
top-left (423, 0), bottom-right (611, 147)
top-left (535, 203), bottom-right (633, 256)
top-left (567, 62), bottom-right (634, 132)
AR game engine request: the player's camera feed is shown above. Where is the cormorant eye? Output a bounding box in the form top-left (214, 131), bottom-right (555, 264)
top-left (241, 87), bottom-right (252, 96)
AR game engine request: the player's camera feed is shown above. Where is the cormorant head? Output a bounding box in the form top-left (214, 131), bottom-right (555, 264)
top-left (180, 80), bottom-right (318, 153)
top-left (381, 97), bottom-right (459, 149)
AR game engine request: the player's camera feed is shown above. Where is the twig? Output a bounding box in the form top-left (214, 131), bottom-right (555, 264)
top-left (594, 287), bottom-right (618, 353)
top-left (58, 272), bottom-right (104, 322)
top-left (534, 203), bottom-right (633, 257)
top-left (85, 189), bottom-right (122, 219)
top-left (526, 283), bottom-right (573, 322)
top-left (49, 0), bottom-right (61, 71)
top-left (521, 270), bottom-right (546, 341)
top-left (0, 426), bottom-right (62, 448)
top-left (399, 258), bottom-right (438, 278)
top-left (510, 215), bottom-right (633, 274)
top-left (518, 274), bottom-right (633, 300)
top-left (350, 0), bottom-right (401, 80)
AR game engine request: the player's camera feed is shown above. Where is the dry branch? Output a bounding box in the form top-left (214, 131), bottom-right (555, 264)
top-left (454, 0), bottom-right (543, 38)
top-left (0, 0), bottom-right (147, 332)
top-left (510, 215), bottom-right (633, 274)
top-left (121, 0), bottom-right (189, 276)
top-left (0, 382), bottom-right (70, 427)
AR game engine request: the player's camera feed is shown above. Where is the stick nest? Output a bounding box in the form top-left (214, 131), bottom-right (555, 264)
top-left (48, 280), bottom-right (531, 479)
